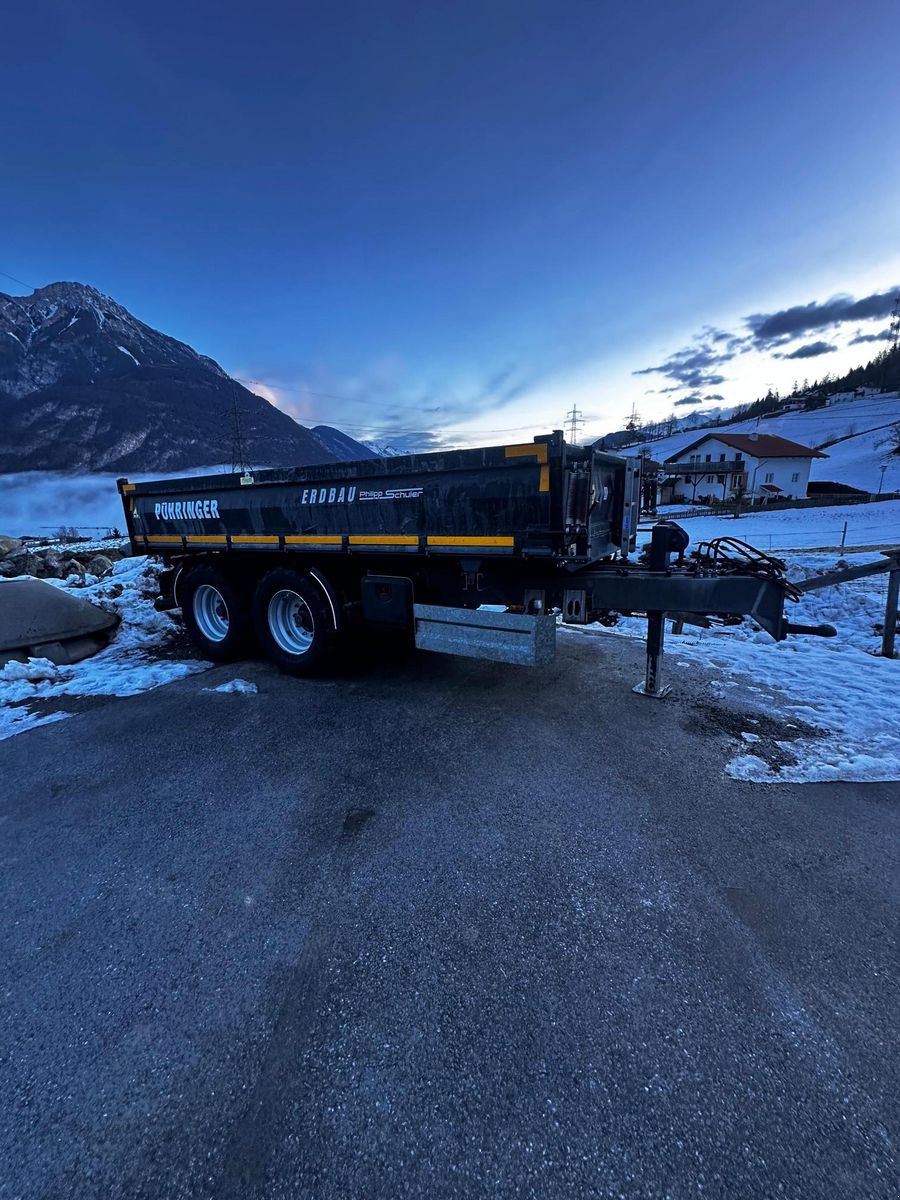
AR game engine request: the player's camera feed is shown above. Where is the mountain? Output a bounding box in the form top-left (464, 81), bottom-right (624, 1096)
top-left (362, 439), bottom-right (410, 457)
top-left (310, 425), bottom-right (376, 460)
top-left (0, 282), bottom-right (372, 473)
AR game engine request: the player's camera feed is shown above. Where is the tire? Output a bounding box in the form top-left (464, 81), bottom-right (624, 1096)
top-left (180, 564), bottom-right (252, 663)
top-left (252, 569), bottom-right (339, 676)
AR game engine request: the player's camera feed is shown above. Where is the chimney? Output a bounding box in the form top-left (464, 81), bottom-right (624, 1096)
top-left (749, 431), bottom-right (759, 441)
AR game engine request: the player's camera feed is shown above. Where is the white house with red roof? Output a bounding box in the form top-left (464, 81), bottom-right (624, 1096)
top-left (661, 432), bottom-right (828, 503)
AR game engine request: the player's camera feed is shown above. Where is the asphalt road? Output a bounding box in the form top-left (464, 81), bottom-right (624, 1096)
top-left (2, 634), bottom-right (899, 1199)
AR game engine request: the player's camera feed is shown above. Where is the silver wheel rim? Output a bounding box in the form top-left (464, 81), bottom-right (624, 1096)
top-left (193, 583), bottom-right (230, 642)
top-left (268, 589), bottom-right (314, 655)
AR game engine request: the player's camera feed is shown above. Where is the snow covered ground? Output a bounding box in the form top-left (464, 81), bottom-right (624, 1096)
top-left (635, 392), bottom-right (900, 494)
top-left (0, 557), bottom-right (208, 740)
top-left (652, 496), bottom-right (900, 551)
top-left (573, 548), bottom-right (900, 785)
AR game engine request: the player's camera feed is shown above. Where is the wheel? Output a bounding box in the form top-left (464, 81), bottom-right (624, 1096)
top-left (252, 569), bottom-right (339, 676)
top-left (180, 564), bottom-right (252, 663)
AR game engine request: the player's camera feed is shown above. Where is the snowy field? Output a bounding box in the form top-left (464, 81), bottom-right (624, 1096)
top-left (574, 547), bottom-right (900, 785)
top-left (0, 557), bottom-right (208, 740)
top-left (652, 496), bottom-right (900, 551)
top-left (636, 392), bottom-right (900, 494)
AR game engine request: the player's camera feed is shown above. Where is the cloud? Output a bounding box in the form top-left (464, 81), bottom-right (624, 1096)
top-left (235, 360), bottom-right (543, 454)
top-left (849, 329), bottom-right (895, 345)
top-left (634, 283), bottom-right (896, 407)
top-left (673, 395), bottom-right (702, 406)
top-left (366, 431), bottom-right (446, 454)
top-left (775, 340), bottom-right (837, 360)
top-left (634, 342), bottom-right (733, 391)
top-left (748, 288), bottom-right (898, 345)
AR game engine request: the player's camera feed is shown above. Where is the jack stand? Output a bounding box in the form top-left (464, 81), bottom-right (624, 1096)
top-left (633, 611), bottom-right (671, 698)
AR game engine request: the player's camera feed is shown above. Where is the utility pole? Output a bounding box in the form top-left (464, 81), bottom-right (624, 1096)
top-left (565, 405), bottom-right (585, 444)
top-left (228, 383), bottom-right (249, 474)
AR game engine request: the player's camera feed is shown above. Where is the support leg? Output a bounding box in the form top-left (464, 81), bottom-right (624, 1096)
top-left (633, 611), bottom-right (671, 698)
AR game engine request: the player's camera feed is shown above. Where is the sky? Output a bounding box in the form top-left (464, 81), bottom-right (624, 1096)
top-left (3, 0), bottom-right (900, 450)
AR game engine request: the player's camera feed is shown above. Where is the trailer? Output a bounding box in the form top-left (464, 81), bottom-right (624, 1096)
top-left (117, 431), bottom-right (832, 695)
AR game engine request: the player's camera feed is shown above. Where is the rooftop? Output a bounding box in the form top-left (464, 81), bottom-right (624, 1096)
top-left (665, 432), bottom-right (828, 462)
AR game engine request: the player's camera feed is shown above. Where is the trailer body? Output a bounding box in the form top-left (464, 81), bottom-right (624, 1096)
top-left (118, 432), bottom-right (799, 691)
top-left (121, 432), bottom-right (635, 564)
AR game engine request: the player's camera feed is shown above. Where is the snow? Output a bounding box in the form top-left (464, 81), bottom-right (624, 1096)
top-left (576, 548), bottom-right (900, 784)
top-left (657, 497), bottom-right (900, 551)
top-left (0, 556), bottom-right (208, 741)
top-left (206, 678), bottom-right (258, 694)
top-left (635, 392), bottom-right (900, 494)
top-left (116, 344), bottom-right (141, 367)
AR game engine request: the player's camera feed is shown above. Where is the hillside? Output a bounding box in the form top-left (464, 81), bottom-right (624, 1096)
top-left (632, 392), bottom-right (900, 493)
top-left (0, 282), bottom-right (372, 473)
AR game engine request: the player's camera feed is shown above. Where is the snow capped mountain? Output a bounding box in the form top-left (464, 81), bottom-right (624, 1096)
top-left (0, 282), bottom-right (225, 400)
top-left (0, 282), bottom-right (372, 474)
top-left (362, 439), bottom-right (406, 457)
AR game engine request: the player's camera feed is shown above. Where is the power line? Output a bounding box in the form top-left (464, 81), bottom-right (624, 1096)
top-left (0, 268), bottom-right (35, 292)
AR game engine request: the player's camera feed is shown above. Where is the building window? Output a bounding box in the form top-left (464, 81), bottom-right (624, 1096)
top-left (707, 474), bottom-right (714, 483)
top-left (765, 472), bottom-right (774, 483)
top-left (717, 474), bottom-right (725, 484)
top-left (719, 453), bottom-right (726, 461)
top-left (735, 452), bottom-right (743, 462)
top-left (705, 454), bottom-right (711, 462)
top-left (791, 472), bottom-right (800, 482)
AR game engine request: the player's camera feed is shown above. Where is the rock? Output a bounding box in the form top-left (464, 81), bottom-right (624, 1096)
top-left (62, 559), bottom-right (87, 580)
top-left (0, 535), bottom-right (22, 558)
top-left (1, 550), bottom-right (41, 577)
top-left (37, 552), bottom-right (63, 578)
top-left (86, 554), bottom-right (115, 578)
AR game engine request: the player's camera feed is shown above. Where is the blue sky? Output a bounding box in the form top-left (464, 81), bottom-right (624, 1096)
top-left (3, 0), bottom-right (899, 448)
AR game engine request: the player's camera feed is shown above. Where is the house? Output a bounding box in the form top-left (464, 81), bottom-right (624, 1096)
top-left (660, 433), bottom-right (828, 504)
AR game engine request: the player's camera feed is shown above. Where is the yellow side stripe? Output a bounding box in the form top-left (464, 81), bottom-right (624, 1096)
top-left (539, 464), bottom-right (550, 493)
top-left (285, 535), bottom-right (343, 545)
top-left (427, 536), bottom-right (514, 547)
top-left (120, 482), bottom-right (136, 493)
top-left (147, 532), bottom-right (517, 549)
top-left (504, 442), bottom-right (548, 463)
top-left (349, 535), bottom-right (419, 545)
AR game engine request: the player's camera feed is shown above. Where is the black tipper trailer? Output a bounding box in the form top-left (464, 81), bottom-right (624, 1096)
top-left (118, 431), bottom-right (830, 695)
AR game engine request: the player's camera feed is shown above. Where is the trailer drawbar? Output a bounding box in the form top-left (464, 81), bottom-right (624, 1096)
top-left (117, 431), bottom-right (832, 696)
